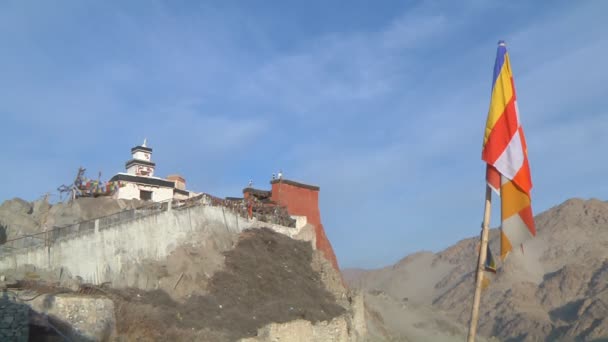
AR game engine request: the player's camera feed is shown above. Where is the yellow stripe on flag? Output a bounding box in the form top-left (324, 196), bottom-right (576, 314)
top-left (483, 60), bottom-right (514, 145)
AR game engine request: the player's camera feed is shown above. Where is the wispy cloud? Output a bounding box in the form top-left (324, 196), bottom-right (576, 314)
top-left (236, 11), bottom-right (449, 119)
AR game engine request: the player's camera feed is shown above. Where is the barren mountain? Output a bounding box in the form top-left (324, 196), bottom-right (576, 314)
top-left (347, 198), bottom-right (608, 341)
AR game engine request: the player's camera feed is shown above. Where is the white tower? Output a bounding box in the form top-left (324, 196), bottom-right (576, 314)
top-left (126, 139), bottom-right (156, 177)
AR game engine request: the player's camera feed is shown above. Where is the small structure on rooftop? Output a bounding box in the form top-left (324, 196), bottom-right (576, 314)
top-left (109, 140), bottom-right (196, 202)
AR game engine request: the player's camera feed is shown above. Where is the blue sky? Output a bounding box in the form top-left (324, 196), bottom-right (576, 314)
top-left (1, 1), bottom-right (607, 268)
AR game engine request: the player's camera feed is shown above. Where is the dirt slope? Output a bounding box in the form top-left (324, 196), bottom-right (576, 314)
top-left (112, 228), bottom-right (345, 341)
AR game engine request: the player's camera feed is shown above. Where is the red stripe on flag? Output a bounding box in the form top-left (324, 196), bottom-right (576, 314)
top-left (486, 164), bottom-right (501, 192)
top-left (482, 96), bottom-right (519, 165)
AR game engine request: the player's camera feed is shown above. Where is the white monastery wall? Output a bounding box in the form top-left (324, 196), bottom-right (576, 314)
top-left (151, 186), bottom-right (173, 201)
top-left (114, 183), bottom-right (139, 200)
top-left (114, 183), bottom-right (173, 202)
top-left (173, 192), bottom-right (190, 201)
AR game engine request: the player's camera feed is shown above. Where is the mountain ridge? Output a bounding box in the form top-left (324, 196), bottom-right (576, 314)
top-left (345, 197), bottom-right (608, 341)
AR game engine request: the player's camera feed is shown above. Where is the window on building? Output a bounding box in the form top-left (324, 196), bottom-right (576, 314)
top-left (140, 190), bottom-right (153, 201)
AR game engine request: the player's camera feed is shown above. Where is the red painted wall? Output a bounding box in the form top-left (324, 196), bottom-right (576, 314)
top-left (270, 180), bottom-right (341, 272)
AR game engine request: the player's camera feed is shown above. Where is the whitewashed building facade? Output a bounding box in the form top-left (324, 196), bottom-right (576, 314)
top-left (110, 141), bottom-right (195, 202)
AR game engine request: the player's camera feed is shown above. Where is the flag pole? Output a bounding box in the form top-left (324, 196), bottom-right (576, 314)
top-left (467, 185), bottom-right (492, 342)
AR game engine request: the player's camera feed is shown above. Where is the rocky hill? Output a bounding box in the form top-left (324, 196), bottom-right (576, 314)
top-left (0, 197), bottom-right (366, 341)
top-left (346, 198), bottom-right (608, 341)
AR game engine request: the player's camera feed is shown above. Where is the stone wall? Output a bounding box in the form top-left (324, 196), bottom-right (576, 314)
top-left (0, 295), bottom-right (29, 342)
top-left (239, 315), bottom-right (359, 342)
top-left (28, 294), bottom-right (116, 341)
top-left (237, 282), bottom-right (368, 342)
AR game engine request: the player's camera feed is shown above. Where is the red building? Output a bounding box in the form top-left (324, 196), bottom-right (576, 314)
top-left (244, 178), bottom-right (340, 272)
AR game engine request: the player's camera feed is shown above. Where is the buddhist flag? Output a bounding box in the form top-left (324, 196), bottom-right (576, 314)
top-left (482, 41), bottom-right (535, 260)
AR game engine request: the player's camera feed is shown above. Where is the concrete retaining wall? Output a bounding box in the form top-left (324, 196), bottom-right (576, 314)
top-left (0, 204), bottom-right (306, 285)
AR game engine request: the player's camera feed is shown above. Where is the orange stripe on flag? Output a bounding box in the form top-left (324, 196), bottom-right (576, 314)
top-left (501, 181), bottom-right (531, 219)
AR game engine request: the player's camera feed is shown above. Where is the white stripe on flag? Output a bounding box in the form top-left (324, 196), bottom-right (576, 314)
top-left (501, 210), bottom-right (534, 248)
top-left (494, 129), bottom-right (524, 181)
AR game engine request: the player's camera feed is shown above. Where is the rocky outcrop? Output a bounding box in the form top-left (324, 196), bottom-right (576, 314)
top-left (0, 198), bottom-right (40, 241)
top-left (0, 197), bottom-right (146, 241)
